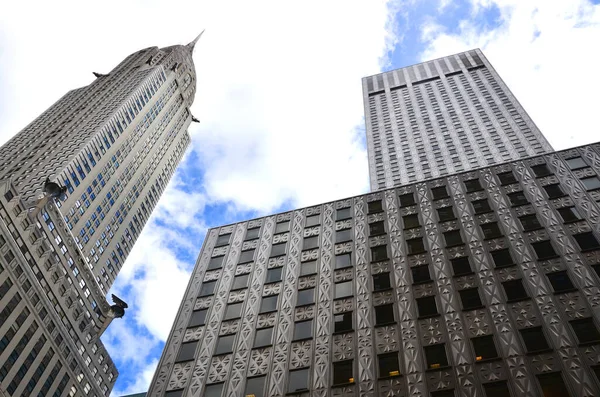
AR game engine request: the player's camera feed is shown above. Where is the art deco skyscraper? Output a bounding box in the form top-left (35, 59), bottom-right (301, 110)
top-left (363, 49), bottom-right (553, 191)
top-left (149, 49), bottom-right (600, 397)
top-left (0, 34), bottom-right (201, 396)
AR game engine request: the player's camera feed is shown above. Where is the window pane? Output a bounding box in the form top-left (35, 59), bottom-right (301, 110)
top-left (176, 341), bottom-right (197, 362)
top-left (371, 245), bottom-right (388, 262)
top-left (378, 353), bottom-right (400, 378)
top-left (204, 383), bottom-right (224, 397)
top-left (231, 274), bottom-right (249, 290)
top-left (333, 360), bottom-right (354, 385)
top-left (368, 200), bottom-right (383, 214)
top-left (566, 157), bottom-right (587, 170)
top-left (582, 177), bottom-right (600, 190)
top-left (254, 328), bottom-right (273, 348)
top-left (245, 228), bottom-right (260, 240)
top-left (472, 199), bottom-right (492, 214)
top-left (483, 381), bottom-right (511, 397)
top-left (519, 214), bottom-right (542, 231)
top-left (239, 250), bottom-right (255, 263)
top-left (411, 265), bottom-right (431, 283)
top-left (265, 267), bottom-right (283, 284)
top-left (334, 312), bottom-right (353, 333)
top-left (547, 271), bottom-right (575, 293)
top-left (464, 179), bottom-right (483, 192)
top-left (543, 184), bottom-right (565, 199)
top-left (300, 260), bottom-right (317, 276)
top-left (508, 192), bottom-right (528, 206)
top-left (288, 368), bottom-right (309, 393)
top-left (215, 234), bottom-right (231, 247)
top-left (573, 232), bottom-right (600, 251)
top-left (336, 229), bottom-right (353, 243)
top-left (537, 373), bottom-right (571, 397)
top-left (399, 193), bottom-right (416, 207)
top-left (303, 236), bottom-right (319, 250)
top-left (424, 344), bottom-right (448, 369)
top-left (373, 273), bottom-right (391, 291)
top-left (297, 288), bottom-right (314, 306)
top-left (188, 309), bottom-right (207, 327)
top-left (491, 249), bottom-right (514, 267)
top-left (570, 318), bottom-right (600, 344)
top-left (335, 281), bottom-right (353, 299)
top-left (370, 221), bottom-right (385, 236)
top-left (444, 230), bottom-right (463, 246)
top-left (306, 214), bottom-right (320, 227)
top-left (558, 207), bottom-right (582, 223)
top-left (451, 257), bottom-right (472, 276)
top-left (432, 186), bottom-right (449, 199)
top-left (502, 280), bottom-right (528, 302)
top-left (375, 304), bottom-right (394, 325)
top-left (481, 222), bottom-right (502, 239)
top-left (275, 221), bottom-right (290, 234)
top-left (335, 253), bottom-right (352, 269)
top-left (260, 296), bottom-right (278, 313)
top-left (270, 243), bottom-right (286, 257)
top-left (407, 238), bottom-right (425, 254)
top-left (498, 172), bottom-right (517, 185)
top-left (245, 376), bottom-right (266, 397)
top-left (208, 256), bottom-right (224, 270)
top-left (215, 334), bottom-right (235, 355)
top-left (403, 214), bottom-right (420, 229)
top-left (520, 327), bottom-right (550, 352)
top-left (531, 164), bottom-right (551, 177)
top-left (532, 241), bottom-right (557, 260)
top-left (337, 208), bottom-right (351, 220)
top-left (199, 281), bottom-right (217, 297)
top-left (472, 335), bottom-right (498, 361)
top-left (224, 302), bottom-right (243, 320)
top-left (459, 288), bottom-right (483, 310)
top-left (417, 296), bottom-right (438, 317)
top-left (437, 207), bottom-right (455, 222)
top-left (293, 320), bottom-right (313, 340)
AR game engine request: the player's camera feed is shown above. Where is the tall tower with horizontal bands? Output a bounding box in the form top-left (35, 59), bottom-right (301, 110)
top-left (0, 34), bottom-right (201, 396)
top-left (363, 49), bottom-right (553, 191)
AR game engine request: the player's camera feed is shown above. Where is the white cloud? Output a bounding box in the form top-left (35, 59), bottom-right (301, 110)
top-left (420, 0), bottom-right (600, 150)
top-left (111, 358), bottom-right (159, 397)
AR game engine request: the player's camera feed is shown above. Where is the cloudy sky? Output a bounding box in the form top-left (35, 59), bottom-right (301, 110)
top-left (1, 0), bottom-right (599, 394)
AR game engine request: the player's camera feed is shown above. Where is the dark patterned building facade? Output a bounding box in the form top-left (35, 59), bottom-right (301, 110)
top-left (363, 49), bottom-right (553, 191)
top-left (149, 143), bottom-right (600, 397)
top-left (0, 34), bottom-right (202, 396)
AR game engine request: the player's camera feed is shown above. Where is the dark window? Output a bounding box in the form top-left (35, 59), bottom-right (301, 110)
top-left (431, 391), bottom-right (455, 397)
top-left (473, 199), bottom-right (492, 214)
top-left (378, 353), bottom-right (400, 378)
top-left (199, 281), bottom-right (217, 297)
top-left (472, 335), bottom-right (498, 361)
top-left (371, 245), bottom-right (388, 262)
top-left (481, 222), bottom-right (502, 239)
top-left (188, 309), bottom-right (207, 327)
top-left (432, 186), bottom-right (449, 200)
top-left (368, 200), bottom-right (383, 214)
top-left (165, 390), bottom-right (184, 397)
top-left (270, 243), bottom-right (286, 257)
top-left (444, 230), bottom-right (463, 246)
top-left (412, 265), bottom-right (431, 283)
top-left (464, 179), bottom-right (483, 192)
top-left (215, 334), bottom-right (235, 355)
top-left (176, 341), bottom-right (197, 362)
top-left (293, 320), bottom-right (313, 340)
top-left (288, 368), bottom-right (309, 393)
top-left (204, 383), bottom-right (224, 397)
top-left (399, 193), bottom-right (416, 207)
top-left (231, 274), bottom-right (249, 290)
top-left (334, 281), bottom-right (353, 299)
top-left (303, 236), bottom-right (319, 250)
top-left (265, 267), bottom-right (283, 284)
top-left (519, 214), bottom-right (542, 231)
top-left (558, 207), bottom-right (583, 223)
top-left (537, 373), bottom-right (571, 397)
top-left (520, 327), bottom-right (550, 353)
top-left (593, 264), bottom-right (600, 280)
top-left (335, 253), bottom-right (352, 269)
top-left (543, 184), bottom-right (565, 199)
top-left (239, 250), bottom-right (255, 263)
top-left (403, 214), bottom-right (420, 229)
top-left (594, 365), bottom-right (600, 383)
top-left (582, 176), bottom-right (600, 190)
top-left (491, 249), bottom-right (514, 267)
top-left (507, 192), bottom-right (528, 206)
top-left (502, 280), bottom-right (528, 302)
top-left (407, 238), bottom-right (426, 254)
top-left (417, 296), bottom-right (438, 317)
top-left (254, 328), bottom-right (273, 348)
top-left (437, 207), bottom-right (456, 222)
top-left (451, 257), bottom-right (472, 276)
top-left (245, 376), bottom-right (266, 397)
top-left (375, 304), bottom-right (395, 325)
top-left (224, 302), bottom-right (243, 320)
top-left (245, 227), bottom-right (260, 240)
top-left (566, 157), bottom-right (587, 170)
top-left (460, 288), bottom-right (483, 310)
top-left (498, 172), bottom-right (517, 185)
top-left (333, 360), bottom-right (354, 385)
top-left (573, 232), bottom-right (600, 251)
top-left (297, 288), bottom-right (315, 306)
top-left (300, 260), bottom-right (317, 276)
top-left (547, 271), bottom-right (575, 293)
top-left (215, 234), bottom-right (231, 247)
top-left (208, 256), bottom-right (224, 270)
top-left (373, 273), bottom-right (391, 291)
top-left (306, 214), bottom-right (320, 227)
top-left (570, 318), bottom-right (600, 344)
top-left (275, 221), bottom-right (290, 234)
top-left (337, 208), bottom-right (351, 220)
top-left (370, 221), bottom-right (386, 236)
top-left (531, 241), bottom-right (557, 260)
top-left (334, 312), bottom-right (353, 333)
top-left (483, 381), bottom-right (511, 397)
top-left (336, 229), bottom-right (352, 243)
top-left (531, 164), bottom-right (552, 177)
top-left (424, 344), bottom-right (448, 369)
top-left (260, 296), bottom-right (278, 313)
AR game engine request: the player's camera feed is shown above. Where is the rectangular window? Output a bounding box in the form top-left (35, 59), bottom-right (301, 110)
top-left (543, 184), bottom-right (565, 199)
top-left (208, 256), bottom-right (225, 270)
top-left (368, 200), bottom-right (383, 214)
top-left (215, 234), bottom-right (231, 247)
top-left (260, 296), bottom-right (278, 313)
top-left (270, 243), bottom-right (286, 257)
top-left (498, 172), bottom-right (517, 185)
top-left (334, 312), bottom-right (353, 333)
top-left (531, 164), bottom-right (552, 177)
top-left (215, 334), bottom-right (235, 355)
top-left (459, 288), bottom-right (483, 310)
top-left (245, 376), bottom-right (266, 397)
top-left (411, 265), bottom-right (431, 283)
top-left (472, 335), bottom-right (498, 361)
top-left (537, 373), bottom-right (571, 397)
top-left (333, 360), bottom-right (354, 385)
top-left (472, 199), bottom-right (492, 214)
top-left (300, 260), bottom-right (317, 276)
top-left (502, 280), bottom-right (528, 302)
top-left (336, 229), bottom-right (353, 243)
top-left (199, 281), bottom-right (217, 297)
top-left (371, 245), bottom-right (388, 262)
top-left (378, 353), bottom-right (401, 378)
top-left (520, 327), bottom-right (550, 353)
top-left (399, 193), bottom-right (416, 207)
top-left (519, 214), bottom-right (542, 231)
top-left (204, 384), bottom-right (223, 397)
top-left (245, 227), bottom-right (260, 240)
top-left (303, 236), bottom-right (319, 250)
top-left (424, 344), bottom-right (448, 369)
top-left (573, 232), bottom-right (600, 251)
top-left (407, 238), bottom-right (426, 254)
top-left (224, 302), bottom-right (243, 320)
top-left (481, 222), bottom-right (502, 239)
top-left (239, 250), bottom-right (255, 263)
top-left (275, 221), bottom-right (290, 234)
top-left (375, 304), bottom-right (395, 326)
top-left (547, 271), bottom-right (575, 293)
top-left (417, 296), bottom-right (438, 318)
top-left (176, 341), bottom-right (198, 362)
top-left (507, 192), bottom-right (528, 206)
top-left (288, 368), bottom-right (309, 393)
top-left (403, 214), bottom-right (420, 229)
top-left (373, 273), bottom-right (391, 291)
top-left (582, 176), bottom-right (600, 190)
top-left (334, 281), bottom-right (353, 299)
top-left (431, 186), bottom-right (449, 200)
top-left (335, 253), bottom-right (352, 269)
top-left (306, 214), bottom-right (320, 227)
top-left (265, 267), bottom-right (283, 284)
top-left (297, 288), bottom-right (315, 306)
top-left (483, 381), bottom-right (511, 397)
top-left (451, 257), bottom-right (472, 276)
top-left (531, 241), bottom-right (557, 260)
top-left (491, 249), bottom-right (514, 267)
top-left (188, 309), bottom-right (208, 327)
top-left (444, 230), bottom-right (463, 246)
top-left (293, 320), bottom-right (313, 340)
top-left (370, 221), bottom-right (385, 236)
top-left (336, 208), bottom-right (351, 220)
top-left (254, 328), bottom-right (273, 348)
top-left (464, 179), bottom-right (483, 192)
top-left (566, 157), bottom-right (587, 170)
top-left (558, 207), bottom-right (582, 223)
top-left (437, 207), bottom-right (456, 222)
top-left (231, 274), bottom-right (249, 290)
top-left (570, 318), bottom-right (600, 344)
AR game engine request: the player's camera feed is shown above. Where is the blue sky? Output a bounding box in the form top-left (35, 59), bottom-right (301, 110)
top-left (1, 0), bottom-right (600, 395)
